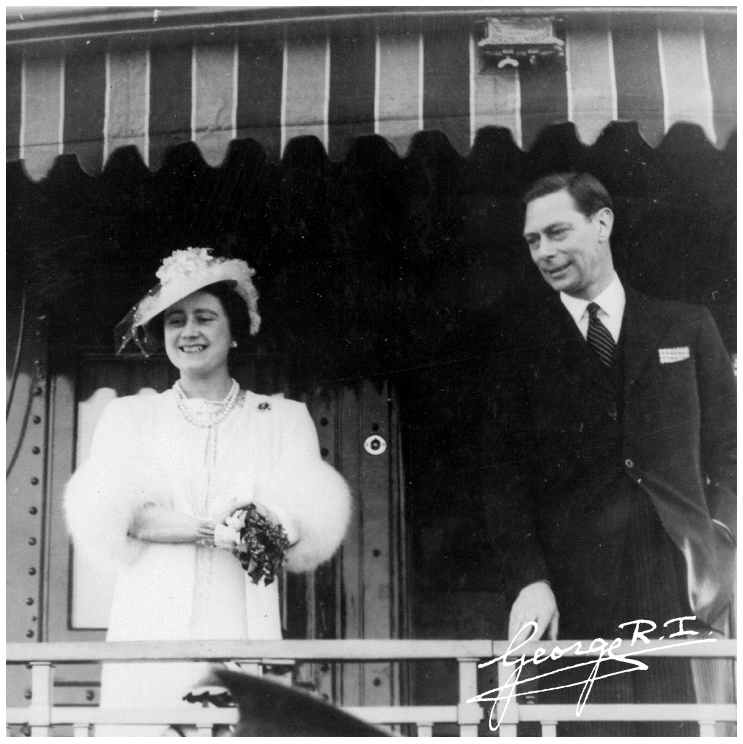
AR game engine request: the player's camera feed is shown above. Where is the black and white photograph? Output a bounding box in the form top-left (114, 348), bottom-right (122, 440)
top-left (6, 2), bottom-right (736, 737)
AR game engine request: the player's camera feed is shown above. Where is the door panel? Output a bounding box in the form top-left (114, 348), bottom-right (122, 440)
top-left (297, 381), bottom-right (407, 713)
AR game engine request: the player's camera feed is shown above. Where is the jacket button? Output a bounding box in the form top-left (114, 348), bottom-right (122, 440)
top-left (625, 458), bottom-right (634, 469)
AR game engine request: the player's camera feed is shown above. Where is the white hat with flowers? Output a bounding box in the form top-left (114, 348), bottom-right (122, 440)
top-left (116, 247), bottom-right (260, 355)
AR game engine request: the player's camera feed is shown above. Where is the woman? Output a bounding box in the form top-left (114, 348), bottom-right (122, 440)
top-left (64, 248), bottom-right (352, 736)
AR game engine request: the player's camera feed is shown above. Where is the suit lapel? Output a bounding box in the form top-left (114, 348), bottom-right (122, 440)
top-left (538, 295), bottom-right (614, 393)
top-left (622, 287), bottom-right (676, 397)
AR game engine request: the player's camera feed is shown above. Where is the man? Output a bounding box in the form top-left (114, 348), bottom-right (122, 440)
top-left (482, 172), bottom-right (735, 734)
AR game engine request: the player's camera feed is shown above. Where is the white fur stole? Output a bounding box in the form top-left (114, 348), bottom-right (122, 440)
top-left (254, 456), bottom-right (352, 573)
top-left (64, 454), bottom-right (172, 569)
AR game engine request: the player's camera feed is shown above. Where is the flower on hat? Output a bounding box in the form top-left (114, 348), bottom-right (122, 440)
top-left (156, 247), bottom-right (217, 284)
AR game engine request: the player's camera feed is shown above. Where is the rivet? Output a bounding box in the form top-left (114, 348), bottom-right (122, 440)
top-left (28, 567), bottom-right (36, 576)
top-left (26, 598), bottom-right (34, 606)
top-left (28, 537), bottom-right (37, 546)
top-left (373, 549), bottom-right (381, 557)
top-left (34, 387), bottom-right (43, 396)
top-left (25, 630), bottom-right (34, 638)
top-left (32, 446), bottom-right (41, 454)
top-left (371, 423), bottom-right (380, 432)
top-left (320, 447), bottom-right (329, 457)
top-left (24, 689), bottom-right (32, 700)
top-left (373, 677), bottom-right (382, 687)
top-left (320, 417), bottom-right (329, 427)
top-left (32, 416), bottom-right (41, 424)
top-left (29, 507), bottom-right (38, 515)
top-left (30, 616), bottom-right (37, 622)
top-left (86, 690), bottom-right (95, 701)
top-left (30, 477), bottom-right (39, 485)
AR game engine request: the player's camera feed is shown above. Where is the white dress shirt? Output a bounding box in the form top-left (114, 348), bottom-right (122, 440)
top-left (560, 273), bottom-right (626, 343)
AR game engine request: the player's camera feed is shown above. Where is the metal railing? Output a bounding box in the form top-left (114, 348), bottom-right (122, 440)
top-left (6, 638), bottom-right (736, 736)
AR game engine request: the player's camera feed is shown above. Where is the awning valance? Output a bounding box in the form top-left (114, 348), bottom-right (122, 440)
top-left (6, 12), bottom-right (735, 181)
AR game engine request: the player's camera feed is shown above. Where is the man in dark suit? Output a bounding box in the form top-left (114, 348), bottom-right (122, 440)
top-left (482, 172), bottom-right (735, 734)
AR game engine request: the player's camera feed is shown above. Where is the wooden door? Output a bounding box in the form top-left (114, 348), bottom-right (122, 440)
top-left (293, 382), bottom-right (407, 711)
top-left (17, 343), bottom-right (406, 715)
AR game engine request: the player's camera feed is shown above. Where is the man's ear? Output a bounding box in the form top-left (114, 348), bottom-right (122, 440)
top-left (595, 207), bottom-right (614, 243)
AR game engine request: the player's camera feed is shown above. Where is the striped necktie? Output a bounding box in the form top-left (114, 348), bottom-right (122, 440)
top-left (586, 302), bottom-right (616, 367)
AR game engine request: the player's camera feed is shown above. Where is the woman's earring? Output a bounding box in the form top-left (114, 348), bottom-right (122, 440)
top-left (230, 341), bottom-right (238, 348)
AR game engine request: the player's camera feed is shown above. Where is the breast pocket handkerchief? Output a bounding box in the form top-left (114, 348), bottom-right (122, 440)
top-left (658, 346), bottom-right (690, 364)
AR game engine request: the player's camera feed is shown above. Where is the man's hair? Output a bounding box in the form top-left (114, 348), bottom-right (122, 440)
top-left (523, 172), bottom-right (613, 217)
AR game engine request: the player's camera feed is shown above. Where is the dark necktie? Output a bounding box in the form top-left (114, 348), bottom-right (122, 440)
top-left (586, 302), bottom-right (616, 367)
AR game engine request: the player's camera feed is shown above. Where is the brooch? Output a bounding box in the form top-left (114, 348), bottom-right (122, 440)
top-left (257, 402), bottom-right (271, 411)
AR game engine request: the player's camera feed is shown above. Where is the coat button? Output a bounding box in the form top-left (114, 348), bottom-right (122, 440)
top-left (625, 458), bottom-right (634, 469)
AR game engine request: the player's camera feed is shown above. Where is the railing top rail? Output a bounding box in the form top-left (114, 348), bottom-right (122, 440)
top-left (6, 638), bottom-right (736, 664)
top-left (7, 704), bottom-right (461, 726)
top-left (516, 703), bottom-right (738, 723)
top-left (490, 637), bottom-right (737, 659)
top-left (6, 703), bottom-right (737, 726)
top-left (6, 639), bottom-right (493, 663)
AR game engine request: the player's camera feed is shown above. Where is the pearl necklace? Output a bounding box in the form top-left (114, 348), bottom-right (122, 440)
top-left (173, 378), bottom-right (240, 428)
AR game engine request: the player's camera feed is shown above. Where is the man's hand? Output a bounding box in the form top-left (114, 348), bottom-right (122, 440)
top-left (508, 581), bottom-right (559, 641)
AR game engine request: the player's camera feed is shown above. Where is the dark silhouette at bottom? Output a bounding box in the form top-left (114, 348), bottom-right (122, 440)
top-left (211, 668), bottom-right (391, 737)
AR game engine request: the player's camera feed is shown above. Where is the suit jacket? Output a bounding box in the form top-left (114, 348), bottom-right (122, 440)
top-left (482, 286), bottom-right (736, 629)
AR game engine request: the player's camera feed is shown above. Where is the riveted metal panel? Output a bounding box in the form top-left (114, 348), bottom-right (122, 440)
top-left (6, 295), bottom-right (48, 712)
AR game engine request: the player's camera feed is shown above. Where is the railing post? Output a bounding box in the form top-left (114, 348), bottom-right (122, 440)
top-left (233, 660), bottom-right (262, 677)
top-left (541, 722), bottom-right (558, 736)
top-left (72, 723), bottom-right (90, 736)
top-left (27, 662), bottom-right (54, 737)
top-left (457, 658), bottom-right (482, 736)
top-left (263, 658), bottom-right (295, 687)
top-left (496, 661), bottom-right (518, 737)
top-left (699, 721), bottom-right (717, 737)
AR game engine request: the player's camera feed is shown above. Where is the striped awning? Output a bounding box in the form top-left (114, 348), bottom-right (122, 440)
top-left (6, 9), bottom-right (736, 181)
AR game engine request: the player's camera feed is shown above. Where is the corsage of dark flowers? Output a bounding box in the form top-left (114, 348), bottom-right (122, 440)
top-left (214, 505), bottom-right (291, 585)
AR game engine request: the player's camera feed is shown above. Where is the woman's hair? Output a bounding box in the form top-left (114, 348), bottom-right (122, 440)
top-left (147, 281), bottom-right (253, 349)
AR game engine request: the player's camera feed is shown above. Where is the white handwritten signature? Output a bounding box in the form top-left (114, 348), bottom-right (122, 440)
top-left (468, 616), bottom-right (716, 731)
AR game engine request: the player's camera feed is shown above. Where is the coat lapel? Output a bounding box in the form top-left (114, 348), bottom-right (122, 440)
top-left (537, 295), bottom-right (614, 393)
top-left (622, 287), bottom-right (676, 397)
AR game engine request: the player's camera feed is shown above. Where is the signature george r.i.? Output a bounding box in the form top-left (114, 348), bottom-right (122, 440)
top-left (468, 615), bottom-right (718, 732)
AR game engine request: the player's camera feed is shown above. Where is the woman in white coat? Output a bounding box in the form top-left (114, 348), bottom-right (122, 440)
top-left (64, 248), bottom-right (352, 736)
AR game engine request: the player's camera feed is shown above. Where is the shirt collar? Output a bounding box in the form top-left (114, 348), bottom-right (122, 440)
top-left (560, 273), bottom-right (625, 325)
